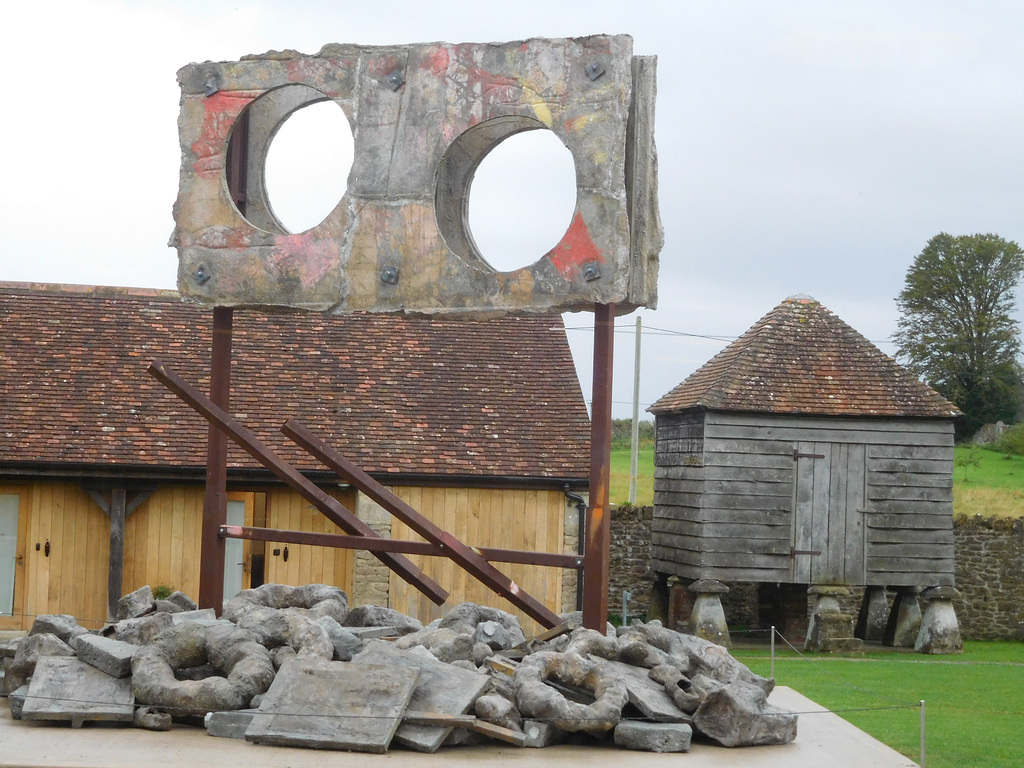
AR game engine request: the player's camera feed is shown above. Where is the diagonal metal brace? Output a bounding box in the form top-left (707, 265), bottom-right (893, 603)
top-left (283, 418), bottom-right (562, 628)
top-left (148, 360), bottom-right (448, 606)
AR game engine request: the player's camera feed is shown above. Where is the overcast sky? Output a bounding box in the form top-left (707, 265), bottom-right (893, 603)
top-left (3, 1), bottom-right (1022, 419)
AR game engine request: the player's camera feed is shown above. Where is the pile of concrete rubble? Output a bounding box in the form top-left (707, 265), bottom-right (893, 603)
top-left (0, 583), bottom-right (797, 753)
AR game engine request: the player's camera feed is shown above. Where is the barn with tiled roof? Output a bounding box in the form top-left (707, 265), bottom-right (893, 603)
top-left (647, 296), bottom-right (960, 645)
top-left (0, 282), bottom-right (589, 633)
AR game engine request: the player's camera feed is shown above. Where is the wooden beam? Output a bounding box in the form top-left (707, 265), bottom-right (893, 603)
top-left (283, 419), bottom-right (562, 628)
top-left (148, 361), bottom-right (449, 606)
top-left (107, 489), bottom-right (126, 623)
top-left (220, 525), bottom-right (583, 569)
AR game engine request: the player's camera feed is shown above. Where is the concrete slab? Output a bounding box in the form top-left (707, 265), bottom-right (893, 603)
top-left (21, 657), bottom-right (134, 727)
top-left (0, 687), bottom-right (918, 768)
top-left (592, 657), bottom-right (690, 723)
top-left (245, 659), bottom-right (419, 753)
top-left (353, 640), bottom-right (490, 752)
top-left (70, 635), bottom-right (138, 679)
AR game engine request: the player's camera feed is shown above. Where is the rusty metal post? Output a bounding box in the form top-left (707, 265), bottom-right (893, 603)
top-left (198, 306), bottom-right (233, 613)
top-left (583, 303), bottom-right (615, 632)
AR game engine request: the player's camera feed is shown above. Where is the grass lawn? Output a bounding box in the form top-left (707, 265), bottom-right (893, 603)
top-left (953, 445), bottom-right (1024, 517)
top-left (609, 446), bottom-right (654, 506)
top-left (732, 641), bottom-right (1024, 768)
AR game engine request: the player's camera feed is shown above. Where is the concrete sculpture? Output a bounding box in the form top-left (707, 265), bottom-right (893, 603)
top-left (172, 36), bottom-right (661, 316)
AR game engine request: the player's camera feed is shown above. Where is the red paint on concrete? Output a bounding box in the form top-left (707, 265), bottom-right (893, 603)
top-left (547, 211), bottom-right (604, 278)
top-left (422, 46), bottom-right (450, 77)
top-left (191, 92), bottom-right (255, 177)
top-left (272, 232), bottom-right (340, 290)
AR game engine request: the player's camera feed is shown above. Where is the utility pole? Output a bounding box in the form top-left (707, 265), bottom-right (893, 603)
top-left (629, 316), bottom-right (641, 504)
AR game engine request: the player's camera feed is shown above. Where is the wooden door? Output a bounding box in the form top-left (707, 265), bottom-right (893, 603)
top-left (0, 488), bottom-right (28, 629)
top-left (792, 442), bottom-right (866, 584)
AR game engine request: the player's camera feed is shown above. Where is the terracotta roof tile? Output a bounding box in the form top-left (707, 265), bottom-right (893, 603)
top-left (0, 283), bottom-right (590, 478)
top-left (649, 295), bottom-right (960, 418)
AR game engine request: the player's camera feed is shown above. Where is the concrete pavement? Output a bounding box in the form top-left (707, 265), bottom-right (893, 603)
top-left (0, 687), bottom-right (919, 768)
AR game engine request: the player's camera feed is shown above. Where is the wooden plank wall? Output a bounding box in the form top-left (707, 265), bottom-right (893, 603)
top-left (123, 486), bottom-right (204, 600)
top-left (652, 410), bottom-right (955, 587)
top-left (23, 482), bottom-right (109, 629)
top-left (865, 443), bottom-right (955, 585)
top-left (262, 487), bottom-right (356, 592)
top-left (388, 487), bottom-right (566, 636)
top-left (651, 413), bottom-right (705, 577)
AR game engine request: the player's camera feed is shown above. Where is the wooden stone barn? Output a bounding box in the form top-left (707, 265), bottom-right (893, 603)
top-left (0, 282), bottom-right (589, 634)
top-left (647, 295), bottom-right (962, 647)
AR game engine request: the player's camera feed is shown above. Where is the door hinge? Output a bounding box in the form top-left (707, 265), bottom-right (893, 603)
top-left (793, 448), bottom-right (826, 460)
top-left (789, 548), bottom-right (822, 558)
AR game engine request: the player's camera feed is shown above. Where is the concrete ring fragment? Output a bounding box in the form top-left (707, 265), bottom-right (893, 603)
top-left (513, 650), bottom-right (628, 733)
top-left (131, 622), bottom-right (275, 714)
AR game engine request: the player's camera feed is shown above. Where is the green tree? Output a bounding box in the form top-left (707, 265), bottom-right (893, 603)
top-left (894, 233), bottom-right (1024, 438)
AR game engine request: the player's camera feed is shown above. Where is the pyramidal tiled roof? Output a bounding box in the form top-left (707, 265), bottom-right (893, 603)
top-left (649, 295), bottom-right (960, 418)
top-left (0, 282), bottom-right (590, 479)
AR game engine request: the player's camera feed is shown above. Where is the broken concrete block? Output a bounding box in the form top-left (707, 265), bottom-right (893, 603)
top-left (522, 719), bottom-right (569, 748)
top-left (170, 608), bottom-right (218, 624)
top-left (154, 599), bottom-right (185, 614)
top-left (71, 634), bottom-right (139, 678)
top-left (246, 659), bottom-right (420, 753)
top-left (344, 625), bottom-right (401, 640)
top-left (2, 633), bottom-right (76, 695)
top-left (9, 684), bottom-right (28, 719)
top-left (692, 680), bottom-right (797, 747)
top-left (167, 591), bottom-right (199, 611)
top-left (134, 705), bottom-right (173, 731)
top-left (0, 637), bottom-right (20, 658)
top-left (271, 646), bottom-right (297, 670)
top-left (440, 602), bottom-right (526, 647)
top-left (117, 585), bottom-right (155, 621)
top-left (474, 693), bottom-right (521, 734)
top-left (614, 721), bottom-right (692, 752)
top-left (443, 727), bottom-right (487, 747)
top-left (475, 620), bottom-right (511, 651)
top-left (343, 605), bottom-right (422, 635)
top-left (395, 627), bottom-right (475, 663)
top-left (29, 614), bottom-right (89, 644)
top-left (354, 640), bottom-right (490, 752)
top-left (224, 583), bottom-right (349, 625)
top-left (206, 708), bottom-right (258, 739)
top-left (109, 611), bottom-right (174, 645)
top-left (317, 616), bottom-right (363, 661)
top-left (594, 657), bottom-right (690, 723)
top-left (22, 657), bottom-right (134, 727)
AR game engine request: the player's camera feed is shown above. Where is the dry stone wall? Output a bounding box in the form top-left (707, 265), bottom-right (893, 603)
top-left (953, 515), bottom-right (1024, 641)
top-left (609, 505), bottom-right (653, 618)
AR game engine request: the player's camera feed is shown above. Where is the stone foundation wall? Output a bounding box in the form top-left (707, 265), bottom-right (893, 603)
top-left (608, 505), bottom-right (653, 619)
top-left (953, 515), bottom-right (1024, 641)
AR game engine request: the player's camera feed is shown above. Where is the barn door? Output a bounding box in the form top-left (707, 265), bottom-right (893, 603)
top-left (792, 442), bottom-right (866, 584)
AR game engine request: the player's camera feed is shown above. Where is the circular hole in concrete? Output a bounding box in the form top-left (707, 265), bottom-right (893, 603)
top-left (263, 99), bottom-right (353, 234)
top-left (467, 129), bottom-right (577, 272)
